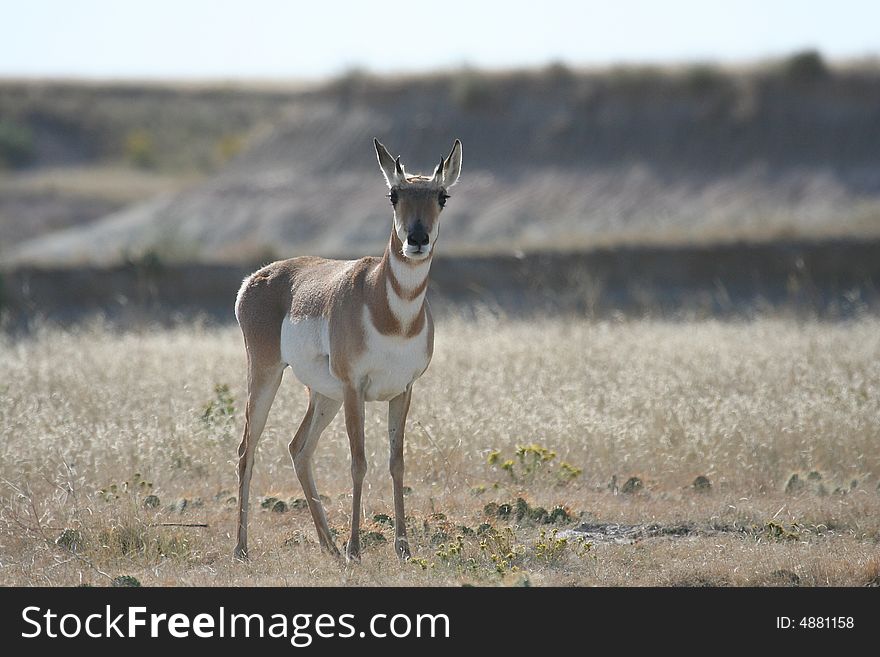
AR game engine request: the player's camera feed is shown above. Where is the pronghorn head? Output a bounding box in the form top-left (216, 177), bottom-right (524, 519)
top-left (374, 138), bottom-right (462, 261)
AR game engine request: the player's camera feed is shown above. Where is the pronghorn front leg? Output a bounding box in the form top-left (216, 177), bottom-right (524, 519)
top-left (343, 385), bottom-right (367, 562)
top-left (388, 387), bottom-right (412, 560)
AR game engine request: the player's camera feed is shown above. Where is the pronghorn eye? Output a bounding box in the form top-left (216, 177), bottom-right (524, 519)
top-left (439, 192), bottom-right (450, 208)
top-left (388, 189), bottom-right (399, 205)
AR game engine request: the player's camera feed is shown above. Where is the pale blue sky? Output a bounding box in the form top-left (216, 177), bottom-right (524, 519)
top-left (2, 0), bottom-right (878, 80)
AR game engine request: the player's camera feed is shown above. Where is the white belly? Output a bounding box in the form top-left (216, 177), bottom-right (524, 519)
top-left (279, 310), bottom-right (432, 402)
top-left (280, 316), bottom-right (344, 400)
top-left (354, 307), bottom-right (432, 402)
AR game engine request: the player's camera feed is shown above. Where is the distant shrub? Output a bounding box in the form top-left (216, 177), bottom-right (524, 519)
top-left (542, 60), bottom-right (575, 84)
top-left (215, 134), bottom-right (244, 165)
top-left (330, 66), bottom-right (373, 99)
top-left (451, 67), bottom-right (497, 111)
top-left (607, 64), bottom-right (665, 90)
top-left (123, 247), bottom-right (163, 272)
top-left (683, 64), bottom-right (726, 94)
top-left (782, 50), bottom-right (829, 82)
top-left (124, 129), bottom-right (156, 169)
top-left (0, 120), bottom-right (35, 169)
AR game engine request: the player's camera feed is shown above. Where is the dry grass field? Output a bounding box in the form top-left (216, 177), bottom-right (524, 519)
top-left (1, 316), bottom-right (879, 586)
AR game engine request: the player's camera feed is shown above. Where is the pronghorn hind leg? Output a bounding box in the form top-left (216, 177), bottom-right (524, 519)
top-left (343, 386), bottom-right (367, 562)
top-left (289, 390), bottom-right (342, 556)
top-left (234, 362), bottom-right (284, 561)
top-left (388, 387), bottom-right (413, 560)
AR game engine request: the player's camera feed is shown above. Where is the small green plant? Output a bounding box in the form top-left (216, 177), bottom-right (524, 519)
top-left (487, 444), bottom-right (582, 486)
top-left (533, 529), bottom-right (592, 563)
top-left (99, 519), bottom-right (194, 561)
top-left (409, 557), bottom-right (431, 570)
top-left (435, 535), bottom-right (464, 561)
top-left (621, 476), bottom-right (643, 494)
top-left (485, 497), bottom-right (575, 527)
top-left (785, 471), bottom-right (834, 496)
top-left (201, 384), bottom-right (236, 441)
top-left (434, 534), bottom-right (479, 573)
top-left (785, 473), bottom-right (804, 494)
top-left (260, 496), bottom-right (279, 510)
top-left (360, 531), bottom-right (386, 548)
top-left (202, 383), bottom-right (235, 424)
top-left (761, 520), bottom-right (802, 542)
top-left (100, 521), bottom-right (147, 556)
top-left (558, 462), bottom-right (583, 483)
top-left (692, 475), bottom-right (712, 492)
top-left (516, 444), bottom-right (557, 474)
top-left (479, 527), bottom-right (522, 575)
top-left (98, 473), bottom-right (153, 502)
top-left (171, 498), bottom-right (190, 513)
top-left (142, 494), bottom-right (161, 509)
top-left (534, 529), bottom-right (566, 562)
top-left (56, 528), bottom-right (85, 552)
top-left (112, 575), bottom-right (142, 587)
top-left (372, 513), bottom-right (393, 527)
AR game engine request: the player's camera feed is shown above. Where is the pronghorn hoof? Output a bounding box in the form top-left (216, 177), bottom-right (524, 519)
top-left (345, 545), bottom-right (362, 563)
top-left (323, 545), bottom-right (343, 559)
top-left (396, 539), bottom-right (411, 561)
top-left (233, 546), bottom-right (249, 562)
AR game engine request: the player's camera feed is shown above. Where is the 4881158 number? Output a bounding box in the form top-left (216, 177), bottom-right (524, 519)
top-left (776, 616), bottom-right (854, 629)
top-left (801, 617), bottom-right (853, 629)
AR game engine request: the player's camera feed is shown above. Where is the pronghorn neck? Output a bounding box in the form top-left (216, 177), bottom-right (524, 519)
top-left (386, 230), bottom-right (433, 288)
top-left (374, 230), bottom-right (432, 330)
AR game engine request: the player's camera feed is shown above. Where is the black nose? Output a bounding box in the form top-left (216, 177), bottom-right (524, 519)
top-left (407, 230), bottom-right (429, 247)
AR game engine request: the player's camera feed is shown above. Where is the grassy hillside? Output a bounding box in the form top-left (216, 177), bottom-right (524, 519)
top-left (0, 81), bottom-right (298, 171)
top-left (0, 81), bottom-right (296, 253)
top-left (3, 53), bottom-right (880, 265)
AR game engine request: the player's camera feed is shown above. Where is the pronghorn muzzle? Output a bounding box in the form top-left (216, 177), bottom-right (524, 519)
top-left (407, 222), bottom-right (430, 249)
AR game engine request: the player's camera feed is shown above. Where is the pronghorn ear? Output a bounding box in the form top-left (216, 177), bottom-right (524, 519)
top-left (374, 138), bottom-right (405, 187)
top-left (432, 156), bottom-right (444, 181)
top-left (442, 139), bottom-right (462, 187)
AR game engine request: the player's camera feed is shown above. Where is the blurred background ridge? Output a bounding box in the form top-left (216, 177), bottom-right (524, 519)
top-left (3, 56), bottom-right (880, 267)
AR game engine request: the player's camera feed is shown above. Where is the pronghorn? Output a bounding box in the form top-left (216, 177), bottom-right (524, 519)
top-left (233, 138), bottom-right (462, 561)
